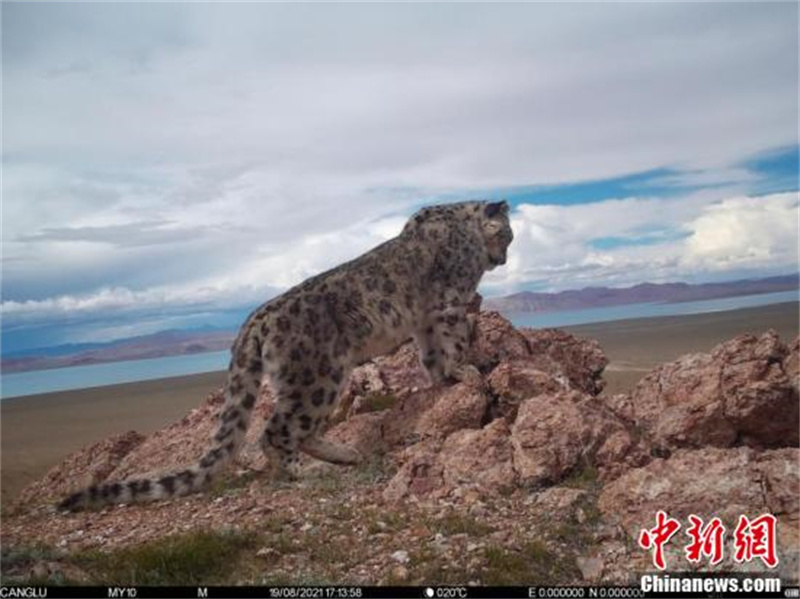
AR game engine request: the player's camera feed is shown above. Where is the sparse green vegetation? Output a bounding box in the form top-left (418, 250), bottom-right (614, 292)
top-left (262, 514), bottom-right (291, 534)
top-left (361, 392), bottom-right (398, 413)
top-left (267, 533), bottom-right (303, 556)
top-left (562, 462), bottom-right (599, 490)
top-left (351, 453), bottom-right (393, 485)
top-left (549, 492), bottom-right (603, 548)
top-left (433, 512), bottom-right (494, 537)
top-left (0, 544), bottom-right (74, 586)
top-left (365, 508), bottom-right (408, 534)
top-left (75, 529), bottom-right (258, 585)
top-left (483, 540), bottom-right (578, 585)
top-left (329, 504), bottom-right (356, 522)
top-left (408, 546), bottom-right (473, 585)
top-left (1, 543), bottom-right (60, 572)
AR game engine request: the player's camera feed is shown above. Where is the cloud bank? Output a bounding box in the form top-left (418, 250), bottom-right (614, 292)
top-left (2, 2), bottom-right (797, 350)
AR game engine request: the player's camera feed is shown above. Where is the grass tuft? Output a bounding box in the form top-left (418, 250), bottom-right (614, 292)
top-left (75, 529), bottom-right (257, 585)
top-left (433, 512), bottom-right (494, 537)
top-left (360, 393), bottom-right (398, 413)
top-left (562, 463), bottom-right (599, 490)
top-left (483, 540), bottom-right (578, 585)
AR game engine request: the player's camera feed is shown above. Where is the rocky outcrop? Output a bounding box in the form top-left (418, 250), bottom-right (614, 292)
top-left (4, 310), bottom-right (798, 586)
top-left (383, 418), bottom-right (518, 502)
top-left (511, 390), bottom-right (645, 487)
top-left (599, 446), bottom-right (800, 579)
top-left (627, 330), bottom-right (799, 452)
top-left (485, 360), bottom-right (569, 421)
top-left (467, 311), bottom-right (533, 372)
top-left (522, 329), bottom-right (608, 395)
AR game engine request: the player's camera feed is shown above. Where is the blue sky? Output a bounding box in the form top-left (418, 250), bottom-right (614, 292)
top-left (2, 2), bottom-right (798, 353)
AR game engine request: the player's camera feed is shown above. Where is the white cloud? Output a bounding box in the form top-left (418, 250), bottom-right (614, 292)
top-left (1, 2), bottom-right (797, 345)
top-left (686, 193), bottom-right (800, 269)
top-left (5, 191), bottom-right (796, 333)
top-left (483, 191), bottom-right (799, 294)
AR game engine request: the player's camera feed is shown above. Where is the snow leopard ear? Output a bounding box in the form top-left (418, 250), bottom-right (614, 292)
top-left (484, 200), bottom-right (509, 218)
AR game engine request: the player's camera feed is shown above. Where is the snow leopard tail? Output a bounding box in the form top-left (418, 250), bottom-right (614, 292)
top-left (56, 327), bottom-right (264, 512)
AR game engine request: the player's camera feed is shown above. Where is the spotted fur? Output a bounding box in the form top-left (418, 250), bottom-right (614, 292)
top-left (57, 200), bottom-right (513, 511)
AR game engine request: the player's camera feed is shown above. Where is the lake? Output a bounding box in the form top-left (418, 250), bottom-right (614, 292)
top-left (508, 289), bottom-right (800, 328)
top-left (1, 289), bottom-right (797, 399)
top-left (1, 350), bottom-right (231, 399)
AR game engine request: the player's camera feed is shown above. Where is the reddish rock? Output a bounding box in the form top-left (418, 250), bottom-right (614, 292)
top-left (531, 486), bottom-right (587, 515)
top-left (439, 419), bottom-right (517, 493)
top-left (383, 420), bottom-right (517, 501)
top-left (334, 363), bottom-right (386, 421)
top-left (757, 448), bottom-right (800, 518)
top-left (373, 343), bottom-right (430, 394)
top-left (599, 393), bottom-right (637, 424)
top-left (486, 360), bottom-right (569, 421)
top-left (785, 336), bottom-right (799, 385)
top-left (382, 441), bottom-right (444, 502)
top-left (522, 328), bottom-right (608, 395)
top-left (598, 446), bottom-right (799, 579)
top-left (511, 391), bottom-right (640, 487)
top-left (325, 412), bottom-right (387, 455)
top-left (380, 382), bottom-right (489, 449)
top-left (415, 382), bottom-right (489, 440)
top-left (721, 331), bottom-right (797, 446)
top-left (381, 387), bottom-right (441, 449)
top-left (467, 311), bottom-right (532, 373)
top-left (629, 331), bottom-right (799, 451)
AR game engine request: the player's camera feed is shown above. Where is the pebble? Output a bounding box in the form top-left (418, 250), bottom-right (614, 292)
top-left (468, 503), bottom-right (487, 517)
top-left (576, 556), bottom-right (604, 581)
top-left (391, 565), bottom-right (409, 581)
top-left (391, 550), bottom-right (410, 564)
top-left (300, 523), bottom-right (313, 532)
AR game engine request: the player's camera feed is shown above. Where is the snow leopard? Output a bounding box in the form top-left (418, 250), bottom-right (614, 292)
top-left (58, 200), bottom-right (513, 511)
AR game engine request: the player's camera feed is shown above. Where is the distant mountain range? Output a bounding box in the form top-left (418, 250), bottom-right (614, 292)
top-left (1, 329), bottom-right (235, 374)
top-left (3, 274), bottom-right (797, 374)
top-left (483, 274), bottom-right (799, 314)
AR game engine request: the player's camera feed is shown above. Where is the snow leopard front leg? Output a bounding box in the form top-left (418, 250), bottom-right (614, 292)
top-left (416, 304), bottom-right (481, 385)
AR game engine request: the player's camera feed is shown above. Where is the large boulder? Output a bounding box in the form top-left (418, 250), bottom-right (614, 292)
top-left (325, 412), bottom-right (386, 455)
top-left (486, 360), bottom-right (570, 422)
top-left (628, 331), bottom-right (799, 452)
top-left (382, 419), bottom-right (517, 501)
top-left (522, 329), bottom-right (608, 395)
top-left (598, 446), bottom-right (799, 579)
top-left (510, 390), bottom-right (645, 487)
top-left (467, 311), bottom-right (532, 373)
top-left (438, 419), bottom-right (518, 493)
